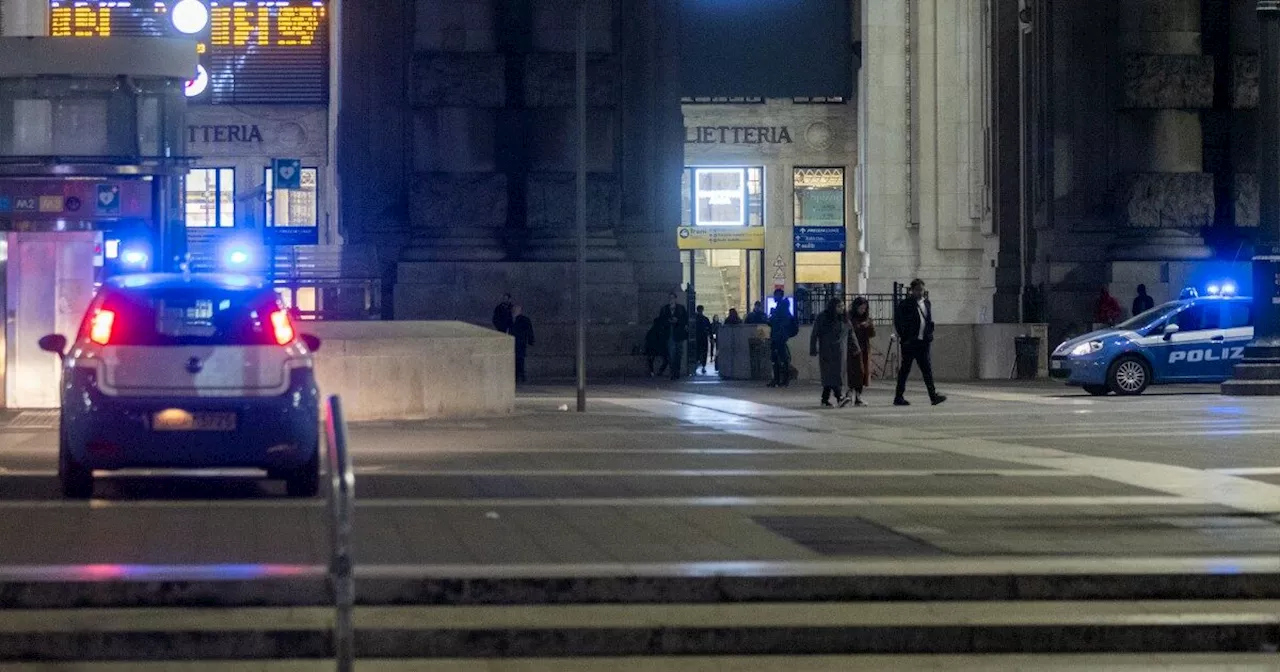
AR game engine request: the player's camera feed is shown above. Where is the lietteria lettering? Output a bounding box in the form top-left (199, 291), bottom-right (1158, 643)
top-left (188, 125), bottom-right (265, 144)
top-left (685, 126), bottom-right (793, 144)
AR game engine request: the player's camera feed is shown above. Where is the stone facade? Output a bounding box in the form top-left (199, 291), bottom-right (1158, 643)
top-left (381, 0), bottom-right (683, 376)
top-left (861, 0), bottom-right (993, 323)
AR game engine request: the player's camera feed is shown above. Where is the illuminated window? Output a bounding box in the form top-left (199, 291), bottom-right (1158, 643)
top-left (264, 166), bottom-right (318, 227)
top-left (185, 168), bottom-right (235, 228)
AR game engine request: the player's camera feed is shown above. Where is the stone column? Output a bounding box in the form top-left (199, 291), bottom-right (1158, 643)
top-left (0, 0), bottom-right (49, 36)
top-left (1112, 0), bottom-right (1214, 260)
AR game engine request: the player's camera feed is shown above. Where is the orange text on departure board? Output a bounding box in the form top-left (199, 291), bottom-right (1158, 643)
top-left (210, 5), bottom-right (325, 47)
top-left (49, 6), bottom-right (113, 37)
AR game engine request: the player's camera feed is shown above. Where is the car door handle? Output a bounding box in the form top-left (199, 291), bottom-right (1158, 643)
top-left (1212, 335), bottom-right (1225, 342)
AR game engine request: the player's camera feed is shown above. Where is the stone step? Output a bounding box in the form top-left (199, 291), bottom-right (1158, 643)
top-left (7, 565), bottom-right (1280, 609)
top-left (5, 654), bottom-right (1280, 671)
top-left (1, 600), bottom-right (1279, 659)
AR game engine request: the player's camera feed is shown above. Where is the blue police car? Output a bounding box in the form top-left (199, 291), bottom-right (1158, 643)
top-left (1050, 288), bottom-right (1251, 396)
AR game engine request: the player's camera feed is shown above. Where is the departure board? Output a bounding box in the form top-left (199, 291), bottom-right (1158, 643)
top-left (49, 0), bottom-right (329, 105)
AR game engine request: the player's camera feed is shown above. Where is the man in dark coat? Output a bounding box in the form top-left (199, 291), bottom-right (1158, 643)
top-left (644, 316), bottom-right (669, 377)
top-left (745, 301), bottom-right (768, 324)
top-left (492, 293), bottom-right (514, 333)
top-left (1132, 284), bottom-right (1155, 317)
top-left (767, 289), bottom-right (798, 388)
top-left (810, 297), bottom-right (850, 407)
top-left (509, 304), bottom-right (535, 383)
top-left (893, 279), bottom-right (946, 406)
top-left (657, 292), bottom-right (689, 380)
top-left (694, 305), bottom-right (713, 374)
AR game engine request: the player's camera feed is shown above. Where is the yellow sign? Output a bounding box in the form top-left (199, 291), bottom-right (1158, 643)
top-left (676, 226), bottom-right (765, 250)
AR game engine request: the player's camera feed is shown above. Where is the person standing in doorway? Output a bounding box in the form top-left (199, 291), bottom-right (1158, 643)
top-left (694, 305), bottom-right (713, 374)
top-left (847, 296), bottom-right (875, 405)
top-left (492, 293), bottom-right (514, 333)
top-left (745, 301), bottom-right (768, 324)
top-left (767, 288), bottom-right (798, 388)
top-left (658, 292), bottom-right (689, 380)
top-left (509, 304), bottom-right (535, 384)
top-left (1132, 284), bottom-right (1155, 317)
top-left (725, 308), bottom-right (743, 325)
top-left (810, 297), bottom-right (850, 407)
top-left (894, 279), bottom-right (946, 406)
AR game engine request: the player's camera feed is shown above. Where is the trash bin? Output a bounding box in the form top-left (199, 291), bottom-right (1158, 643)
top-left (1014, 336), bottom-right (1040, 379)
top-left (749, 337), bottom-right (772, 381)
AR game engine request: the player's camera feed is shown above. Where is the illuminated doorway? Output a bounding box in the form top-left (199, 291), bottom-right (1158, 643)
top-left (681, 166), bottom-right (765, 318)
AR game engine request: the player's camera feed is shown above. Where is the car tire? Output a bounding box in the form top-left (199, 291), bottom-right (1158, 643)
top-left (285, 457), bottom-right (320, 498)
top-left (1108, 355), bottom-right (1151, 396)
top-left (59, 429), bottom-right (93, 499)
top-left (1083, 384), bottom-right (1110, 396)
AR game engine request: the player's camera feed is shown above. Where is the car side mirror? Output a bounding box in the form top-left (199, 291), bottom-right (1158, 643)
top-left (301, 334), bottom-right (322, 352)
top-left (1162, 323), bottom-right (1180, 340)
top-left (38, 334), bottom-right (68, 357)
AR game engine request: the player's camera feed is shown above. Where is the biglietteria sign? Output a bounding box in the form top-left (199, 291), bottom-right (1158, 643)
top-left (685, 126), bottom-right (793, 144)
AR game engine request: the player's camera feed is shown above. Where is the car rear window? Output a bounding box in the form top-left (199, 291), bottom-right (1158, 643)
top-left (97, 287), bottom-right (284, 346)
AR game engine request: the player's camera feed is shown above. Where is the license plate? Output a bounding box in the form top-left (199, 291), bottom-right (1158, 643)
top-left (152, 411), bottom-right (236, 432)
top-left (1050, 361), bottom-right (1064, 370)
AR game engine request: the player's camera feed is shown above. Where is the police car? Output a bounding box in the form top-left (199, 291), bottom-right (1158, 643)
top-left (38, 274), bottom-right (322, 498)
top-left (1050, 286), bottom-right (1251, 396)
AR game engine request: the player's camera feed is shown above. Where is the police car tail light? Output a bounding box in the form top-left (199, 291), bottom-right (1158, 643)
top-left (270, 310), bottom-right (295, 346)
top-left (89, 310), bottom-right (116, 346)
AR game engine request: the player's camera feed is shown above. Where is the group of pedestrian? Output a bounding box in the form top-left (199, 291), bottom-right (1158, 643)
top-left (807, 295), bottom-right (876, 406)
top-left (806, 278), bottom-right (944, 408)
top-left (645, 293), bottom-right (727, 379)
top-left (1094, 283), bottom-right (1156, 327)
top-left (493, 293), bottom-right (535, 384)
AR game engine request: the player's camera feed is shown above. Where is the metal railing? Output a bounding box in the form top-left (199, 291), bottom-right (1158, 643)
top-left (796, 288), bottom-right (903, 325)
top-left (324, 395), bottom-right (356, 672)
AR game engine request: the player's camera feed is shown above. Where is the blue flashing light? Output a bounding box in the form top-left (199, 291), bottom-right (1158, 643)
top-left (1207, 284), bottom-right (1220, 296)
top-left (1222, 282), bottom-right (1238, 296)
top-left (227, 249), bottom-right (250, 266)
top-left (121, 249), bottom-right (148, 268)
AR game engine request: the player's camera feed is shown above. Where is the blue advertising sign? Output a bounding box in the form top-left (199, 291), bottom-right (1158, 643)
top-left (272, 158), bottom-right (302, 190)
top-left (793, 226), bottom-right (846, 252)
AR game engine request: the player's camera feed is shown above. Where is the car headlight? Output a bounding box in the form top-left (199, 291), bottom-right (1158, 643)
top-left (1070, 341), bottom-right (1104, 357)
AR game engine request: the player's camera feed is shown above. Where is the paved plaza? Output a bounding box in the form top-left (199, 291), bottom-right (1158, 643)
top-left (0, 378), bottom-right (1277, 567)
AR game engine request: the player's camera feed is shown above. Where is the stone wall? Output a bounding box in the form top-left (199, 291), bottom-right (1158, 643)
top-left (860, 0), bottom-right (992, 324)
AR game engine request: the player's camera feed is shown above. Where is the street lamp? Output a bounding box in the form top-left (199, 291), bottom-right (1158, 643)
top-left (575, 0), bottom-right (587, 411)
top-left (1223, 1), bottom-right (1280, 395)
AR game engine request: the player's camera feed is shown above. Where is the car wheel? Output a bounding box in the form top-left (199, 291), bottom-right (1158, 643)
top-left (1109, 355), bottom-right (1151, 396)
top-left (58, 431), bottom-right (93, 499)
top-left (1082, 384), bottom-right (1109, 396)
top-left (285, 458), bottom-right (320, 498)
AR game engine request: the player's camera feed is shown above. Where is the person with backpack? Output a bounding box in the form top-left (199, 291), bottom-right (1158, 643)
top-left (767, 288), bottom-right (798, 388)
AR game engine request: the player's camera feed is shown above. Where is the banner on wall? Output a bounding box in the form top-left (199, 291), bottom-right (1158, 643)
top-left (677, 226), bottom-right (765, 250)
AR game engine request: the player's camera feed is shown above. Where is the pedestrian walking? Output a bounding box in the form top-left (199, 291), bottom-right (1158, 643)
top-left (767, 288), bottom-right (798, 388)
top-left (492, 293), bottom-right (514, 333)
top-left (810, 297), bottom-right (850, 407)
top-left (694, 305), bottom-right (713, 374)
top-left (657, 292), bottom-right (689, 380)
top-left (893, 279), bottom-right (946, 406)
top-left (847, 296), bottom-right (874, 405)
top-left (1132, 284), bottom-right (1155, 317)
top-left (509, 304), bottom-right (535, 384)
top-left (644, 316), bottom-right (669, 377)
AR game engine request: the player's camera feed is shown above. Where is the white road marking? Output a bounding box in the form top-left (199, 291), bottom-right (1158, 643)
top-left (354, 469), bottom-right (1073, 478)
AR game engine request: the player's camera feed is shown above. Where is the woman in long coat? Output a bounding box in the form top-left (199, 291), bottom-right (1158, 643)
top-left (809, 297), bottom-right (850, 407)
top-left (847, 296), bottom-right (875, 406)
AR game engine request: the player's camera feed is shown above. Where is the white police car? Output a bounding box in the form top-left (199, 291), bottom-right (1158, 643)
top-left (38, 273), bottom-right (322, 498)
top-left (1050, 287), bottom-right (1251, 396)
